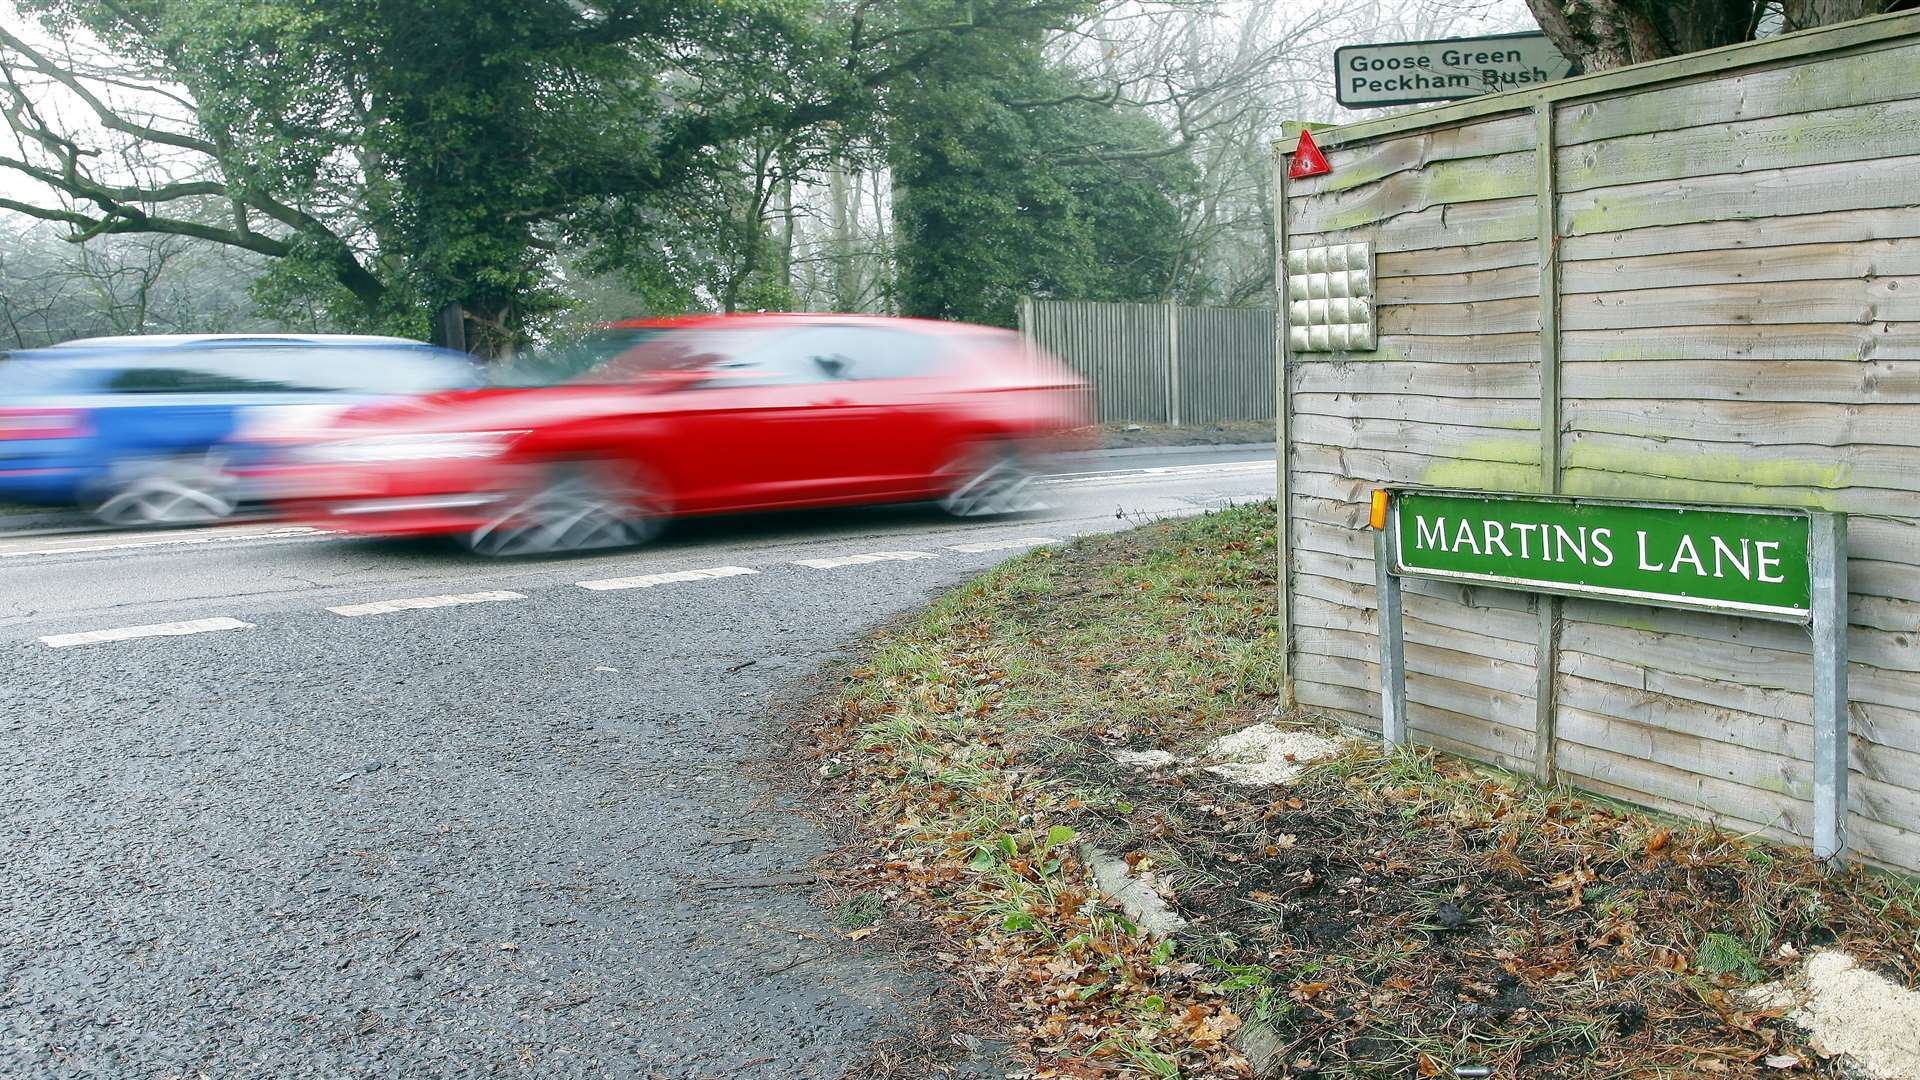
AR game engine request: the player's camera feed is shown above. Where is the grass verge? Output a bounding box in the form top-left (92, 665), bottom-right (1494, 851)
top-left (801, 501), bottom-right (1920, 1079)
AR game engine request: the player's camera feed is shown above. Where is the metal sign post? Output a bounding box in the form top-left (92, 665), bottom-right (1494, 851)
top-left (1371, 489), bottom-right (1851, 862)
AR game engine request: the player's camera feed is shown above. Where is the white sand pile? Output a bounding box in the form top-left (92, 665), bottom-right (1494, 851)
top-left (1110, 748), bottom-right (1179, 768)
top-left (1202, 723), bottom-right (1344, 786)
top-left (1746, 950), bottom-right (1920, 1079)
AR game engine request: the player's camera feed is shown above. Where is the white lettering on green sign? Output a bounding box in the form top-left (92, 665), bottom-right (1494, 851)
top-left (1394, 492), bottom-right (1812, 620)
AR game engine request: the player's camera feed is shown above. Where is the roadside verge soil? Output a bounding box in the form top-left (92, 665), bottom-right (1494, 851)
top-left (787, 502), bottom-right (1920, 1079)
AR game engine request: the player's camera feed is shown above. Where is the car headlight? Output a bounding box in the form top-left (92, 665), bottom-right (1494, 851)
top-left (297, 430), bottom-right (524, 464)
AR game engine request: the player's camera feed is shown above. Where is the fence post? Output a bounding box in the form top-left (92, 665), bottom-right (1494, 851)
top-left (1809, 512), bottom-right (1850, 864)
top-left (1374, 522), bottom-right (1407, 748)
top-left (1018, 295), bottom-right (1037, 374)
top-left (1165, 302), bottom-right (1181, 426)
top-left (1532, 100), bottom-right (1561, 786)
top-left (1273, 137), bottom-right (1295, 708)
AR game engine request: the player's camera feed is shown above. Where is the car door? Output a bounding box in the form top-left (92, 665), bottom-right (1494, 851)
top-left (89, 355), bottom-right (248, 467)
top-left (625, 332), bottom-right (848, 510)
top-left (768, 325), bottom-right (952, 498)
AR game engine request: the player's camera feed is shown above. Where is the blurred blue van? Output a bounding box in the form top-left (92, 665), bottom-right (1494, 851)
top-left (0, 334), bottom-right (481, 525)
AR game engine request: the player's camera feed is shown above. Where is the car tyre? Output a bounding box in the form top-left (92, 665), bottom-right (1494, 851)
top-left (463, 461), bottom-right (661, 557)
top-left (940, 443), bottom-right (1041, 518)
top-left (89, 457), bottom-right (240, 527)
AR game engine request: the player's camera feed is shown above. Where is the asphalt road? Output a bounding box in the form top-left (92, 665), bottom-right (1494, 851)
top-left (0, 445), bottom-right (1276, 1080)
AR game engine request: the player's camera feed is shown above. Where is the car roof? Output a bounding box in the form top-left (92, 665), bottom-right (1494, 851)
top-left (603, 313), bottom-right (1002, 335)
top-left (50, 333), bottom-right (426, 348)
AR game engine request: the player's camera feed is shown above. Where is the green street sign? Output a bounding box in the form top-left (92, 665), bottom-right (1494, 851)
top-left (1391, 490), bottom-right (1813, 621)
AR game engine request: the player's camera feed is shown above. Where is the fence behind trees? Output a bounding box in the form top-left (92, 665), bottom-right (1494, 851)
top-left (1018, 298), bottom-right (1275, 425)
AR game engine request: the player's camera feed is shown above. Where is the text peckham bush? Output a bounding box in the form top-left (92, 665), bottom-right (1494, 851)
top-left (1393, 492), bottom-right (1813, 620)
top-left (1334, 33), bottom-right (1573, 109)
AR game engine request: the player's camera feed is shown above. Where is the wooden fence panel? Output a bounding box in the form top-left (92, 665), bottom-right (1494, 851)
top-left (1278, 12), bottom-right (1920, 874)
top-left (1020, 299), bottom-right (1275, 425)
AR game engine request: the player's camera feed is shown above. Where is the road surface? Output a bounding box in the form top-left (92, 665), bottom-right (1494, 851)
top-left (0, 446), bottom-right (1276, 1079)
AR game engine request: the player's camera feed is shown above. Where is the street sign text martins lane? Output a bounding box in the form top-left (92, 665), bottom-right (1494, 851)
top-left (1392, 491), bottom-right (1814, 621)
top-left (1335, 31), bottom-right (1574, 109)
top-left (1368, 488), bottom-right (1852, 863)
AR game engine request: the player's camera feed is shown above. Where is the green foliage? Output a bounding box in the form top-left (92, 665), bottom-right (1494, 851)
top-left (1694, 932), bottom-right (1768, 983)
top-left (887, 2), bottom-right (1191, 327)
top-left (8, 0), bottom-right (1200, 346)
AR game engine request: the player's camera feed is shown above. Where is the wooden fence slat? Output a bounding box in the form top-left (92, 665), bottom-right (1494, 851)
top-left (1562, 359), bottom-right (1920, 402)
top-left (1562, 277), bottom-right (1920, 330)
top-left (1555, 39), bottom-right (1920, 147)
top-left (1559, 207), bottom-right (1920, 263)
top-left (1561, 240), bottom-right (1920, 295)
top-left (1558, 95), bottom-right (1920, 193)
top-left (1558, 153), bottom-right (1920, 237)
top-left (1288, 113), bottom-right (1538, 198)
top-left (1289, 152), bottom-right (1537, 235)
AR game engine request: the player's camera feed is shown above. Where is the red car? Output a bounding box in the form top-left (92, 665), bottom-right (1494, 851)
top-left (272, 314), bottom-right (1091, 555)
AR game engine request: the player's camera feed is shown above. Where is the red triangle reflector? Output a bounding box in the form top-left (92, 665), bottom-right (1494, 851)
top-left (1289, 129), bottom-right (1330, 179)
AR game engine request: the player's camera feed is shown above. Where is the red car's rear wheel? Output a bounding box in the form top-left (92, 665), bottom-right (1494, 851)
top-left (462, 461), bottom-right (662, 557)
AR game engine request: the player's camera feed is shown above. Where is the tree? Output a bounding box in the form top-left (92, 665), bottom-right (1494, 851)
top-left (1, 0), bottom-right (1076, 355)
top-left (887, 2), bottom-right (1193, 326)
top-left (1523, 0), bottom-right (1887, 71)
top-left (0, 213), bottom-right (288, 347)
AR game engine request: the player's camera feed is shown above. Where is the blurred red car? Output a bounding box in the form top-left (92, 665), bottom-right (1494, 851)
top-left (271, 314), bottom-right (1091, 555)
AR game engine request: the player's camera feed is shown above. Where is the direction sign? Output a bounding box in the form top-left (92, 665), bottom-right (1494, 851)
top-left (1365, 488), bottom-right (1852, 863)
top-left (1335, 31), bottom-right (1574, 109)
top-left (1391, 491), bottom-right (1813, 620)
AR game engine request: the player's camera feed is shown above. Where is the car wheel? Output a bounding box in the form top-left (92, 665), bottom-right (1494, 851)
top-left (463, 462), bottom-right (661, 557)
top-left (90, 459), bottom-right (239, 526)
top-left (940, 444), bottom-right (1041, 518)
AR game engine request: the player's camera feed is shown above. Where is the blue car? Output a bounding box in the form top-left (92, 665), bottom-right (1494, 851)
top-left (0, 334), bottom-right (482, 525)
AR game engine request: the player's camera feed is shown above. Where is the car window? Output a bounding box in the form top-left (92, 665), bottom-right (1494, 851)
top-left (104, 364), bottom-right (283, 394)
top-left (575, 329), bottom-right (791, 384)
top-left (94, 345), bottom-right (475, 396)
top-left (513, 328), bottom-right (668, 385)
top-left (191, 345), bottom-right (480, 394)
top-left (779, 326), bottom-right (941, 381)
top-left (0, 356), bottom-right (94, 396)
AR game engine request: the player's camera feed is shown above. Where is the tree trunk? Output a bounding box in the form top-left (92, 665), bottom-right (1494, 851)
top-left (829, 161), bottom-right (857, 312)
top-left (1524, 0), bottom-right (1753, 72)
top-left (1781, 0), bottom-right (1885, 31)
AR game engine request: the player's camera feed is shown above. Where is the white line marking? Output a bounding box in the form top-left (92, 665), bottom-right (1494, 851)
top-left (945, 536), bottom-right (1062, 553)
top-left (41, 617), bottom-right (255, 649)
top-left (793, 550), bottom-right (939, 569)
top-left (0, 526), bottom-right (332, 559)
top-left (576, 566), bottom-right (760, 591)
top-left (1043, 460), bottom-right (1272, 485)
top-left (327, 590), bottom-right (525, 617)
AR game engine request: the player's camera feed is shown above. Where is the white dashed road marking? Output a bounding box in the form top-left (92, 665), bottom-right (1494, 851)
top-left (576, 566), bottom-right (760, 591)
top-left (0, 526), bottom-right (332, 559)
top-left (41, 617), bottom-right (255, 649)
top-left (792, 550), bottom-right (939, 570)
top-left (945, 536), bottom-right (1062, 554)
top-left (1043, 460), bottom-right (1272, 485)
top-left (328, 590), bottom-right (525, 617)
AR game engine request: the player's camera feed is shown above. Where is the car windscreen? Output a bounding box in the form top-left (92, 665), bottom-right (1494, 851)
top-left (571, 328), bottom-right (776, 384)
top-left (189, 345), bottom-right (482, 394)
top-left (497, 328), bottom-right (669, 385)
top-left (0, 355), bottom-right (94, 397)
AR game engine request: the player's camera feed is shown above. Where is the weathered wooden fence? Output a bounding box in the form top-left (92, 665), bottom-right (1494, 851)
top-left (1018, 298), bottom-right (1275, 425)
top-left (1275, 10), bottom-right (1920, 873)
